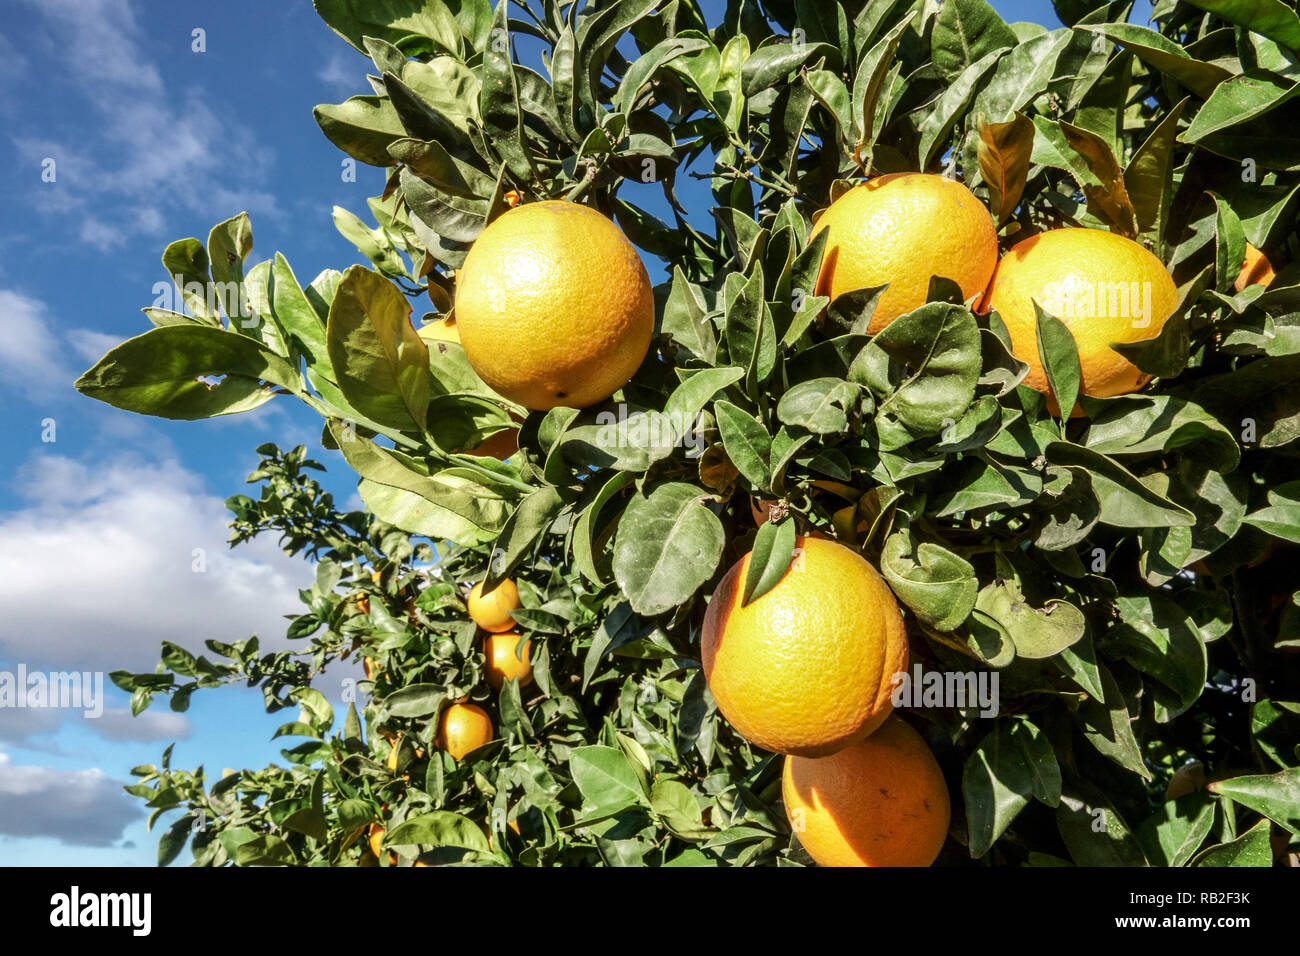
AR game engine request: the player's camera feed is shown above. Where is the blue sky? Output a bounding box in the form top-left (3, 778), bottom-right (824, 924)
top-left (0, 0), bottom-right (1131, 866)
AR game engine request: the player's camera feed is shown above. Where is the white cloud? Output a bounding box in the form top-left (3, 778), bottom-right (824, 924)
top-left (66, 327), bottom-right (124, 366)
top-left (0, 290), bottom-right (78, 396)
top-left (89, 708), bottom-right (191, 743)
top-left (0, 753), bottom-right (140, 845)
top-left (0, 453), bottom-right (311, 673)
top-left (318, 49), bottom-right (364, 95)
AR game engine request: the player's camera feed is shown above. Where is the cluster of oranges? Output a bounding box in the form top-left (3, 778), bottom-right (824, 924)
top-left (702, 535), bottom-right (949, 867)
top-left (359, 574), bottom-right (533, 865)
top-left (417, 178), bottom-right (1280, 867)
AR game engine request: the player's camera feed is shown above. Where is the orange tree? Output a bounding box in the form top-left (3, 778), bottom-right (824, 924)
top-left (86, 0), bottom-right (1300, 866)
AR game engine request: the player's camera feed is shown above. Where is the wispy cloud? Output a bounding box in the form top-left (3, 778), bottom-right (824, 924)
top-left (13, 0), bottom-right (280, 249)
top-left (0, 290), bottom-right (78, 398)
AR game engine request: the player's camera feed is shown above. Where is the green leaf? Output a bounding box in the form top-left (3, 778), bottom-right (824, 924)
top-left (207, 212), bottom-right (253, 323)
top-left (386, 811), bottom-right (492, 852)
top-left (931, 0), bottom-right (1018, 81)
top-left (964, 718), bottom-right (1061, 857)
top-left (1046, 442), bottom-right (1196, 528)
top-left (1081, 24), bottom-right (1231, 100)
top-left (1192, 819), bottom-right (1274, 866)
top-left (880, 530), bottom-right (978, 631)
top-left (1209, 767), bottom-right (1300, 834)
top-left (917, 48), bottom-right (1006, 171)
top-left (382, 683), bottom-right (446, 718)
top-left (1075, 665), bottom-right (1151, 779)
top-left (484, 486), bottom-right (564, 589)
top-left (612, 483), bottom-right (725, 617)
top-left (1181, 0), bottom-right (1300, 53)
top-left (850, 303), bottom-right (982, 436)
top-left (1243, 480), bottom-right (1300, 544)
top-left (662, 267), bottom-right (717, 362)
top-left (1253, 699), bottom-right (1300, 768)
top-left (974, 580), bottom-right (1085, 660)
top-left (714, 400), bottom-right (772, 491)
top-left (1112, 594), bottom-right (1208, 721)
top-left (270, 253), bottom-right (331, 373)
top-left (326, 265), bottom-right (430, 432)
top-left (650, 779), bottom-right (712, 841)
top-left (776, 378), bottom-right (859, 435)
top-left (741, 38), bottom-right (838, 96)
top-left (570, 745), bottom-right (648, 817)
top-left (75, 326), bottom-right (297, 420)
top-left (161, 238), bottom-right (218, 323)
top-left (313, 0), bottom-right (462, 56)
top-left (479, 2), bottom-right (532, 181)
top-left (313, 96), bottom-right (406, 166)
top-left (1209, 191), bottom-right (1248, 293)
top-left (1056, 790), bottom-right (1148, 865)
top-left (1136, 794), bottom-right (1215, 867)
top-left (851, 12), bottom-right (914, 163)
top-left (972, 30), bottom-right (1069, 124)
top-left (1034, 303), bottom-right (1082, 423)
top-left (742, 516), bottom-right (797, 607)
top-left (1181, 71), bottom-right (1300, 145)
top-left (1125, 97), bottom-right (1190, 240)
top-left (1083, 394), bottom-right (1240, 472)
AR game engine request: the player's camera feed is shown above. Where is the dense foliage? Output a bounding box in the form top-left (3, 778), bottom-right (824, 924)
top-left (88, 0), bottom-right (1300, 866)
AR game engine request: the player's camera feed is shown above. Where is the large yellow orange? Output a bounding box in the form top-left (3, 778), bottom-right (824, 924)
top-left (436, 702), bottom-right (494, 760)
top-left (454, 201), bottom-right (654, 410)
top-left (981, 228), bottom-right (1179, 404)
top-left (782, 716), bottom-right (950, 867)
top-left (467, 579), bottom-right (520, 633)
top-left (484, 630), bottom-right (533, 690)
top-left (812, 173), bottom-right (997, 333)
top-left (700, 536), bottom-right (908, 757)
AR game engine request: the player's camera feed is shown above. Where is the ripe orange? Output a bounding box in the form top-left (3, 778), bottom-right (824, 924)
top-left (782, 716), bottom-right (950, 867)
top-left (436, 702), bottom-right (494, 760)
top-left (454, 200), bottom-right (654, 410)
top-left (1235, 242), bottom-right (1276, 292)
top-left (368, 824), bottom-right (385, 858)
top-left (701, 536), bottom-right (908, 757)
top-left (980, 228), bottom-right (1179, 406)
top-left (484, 630), bottom-right (533, 690)
top-left (467, 579), bottom-right (520, 633)
top-left (812, 173), bottom-right (998, 334)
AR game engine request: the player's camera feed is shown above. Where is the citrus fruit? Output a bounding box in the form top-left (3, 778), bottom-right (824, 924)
top-left (436, 702), bottom-right (493, 760)
top-left (1235, 242), bottom-right (1276, 291)
top-left (367, 824), bottom-right (385, 858)
top-left (454, 200), bottom-right (654, 410)
top-left (467, 578), bottom-right (520, 632)
top-left (484, 630), bottom-right (533, 690)
top-left (980, 228), bottom-right (1179, 406)
top-left (700, 536), bottom-right (908, 757)
top-left (812, 173), bottom-right (998, 334)
top-left (782, 716), bottom-right (950, 867)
